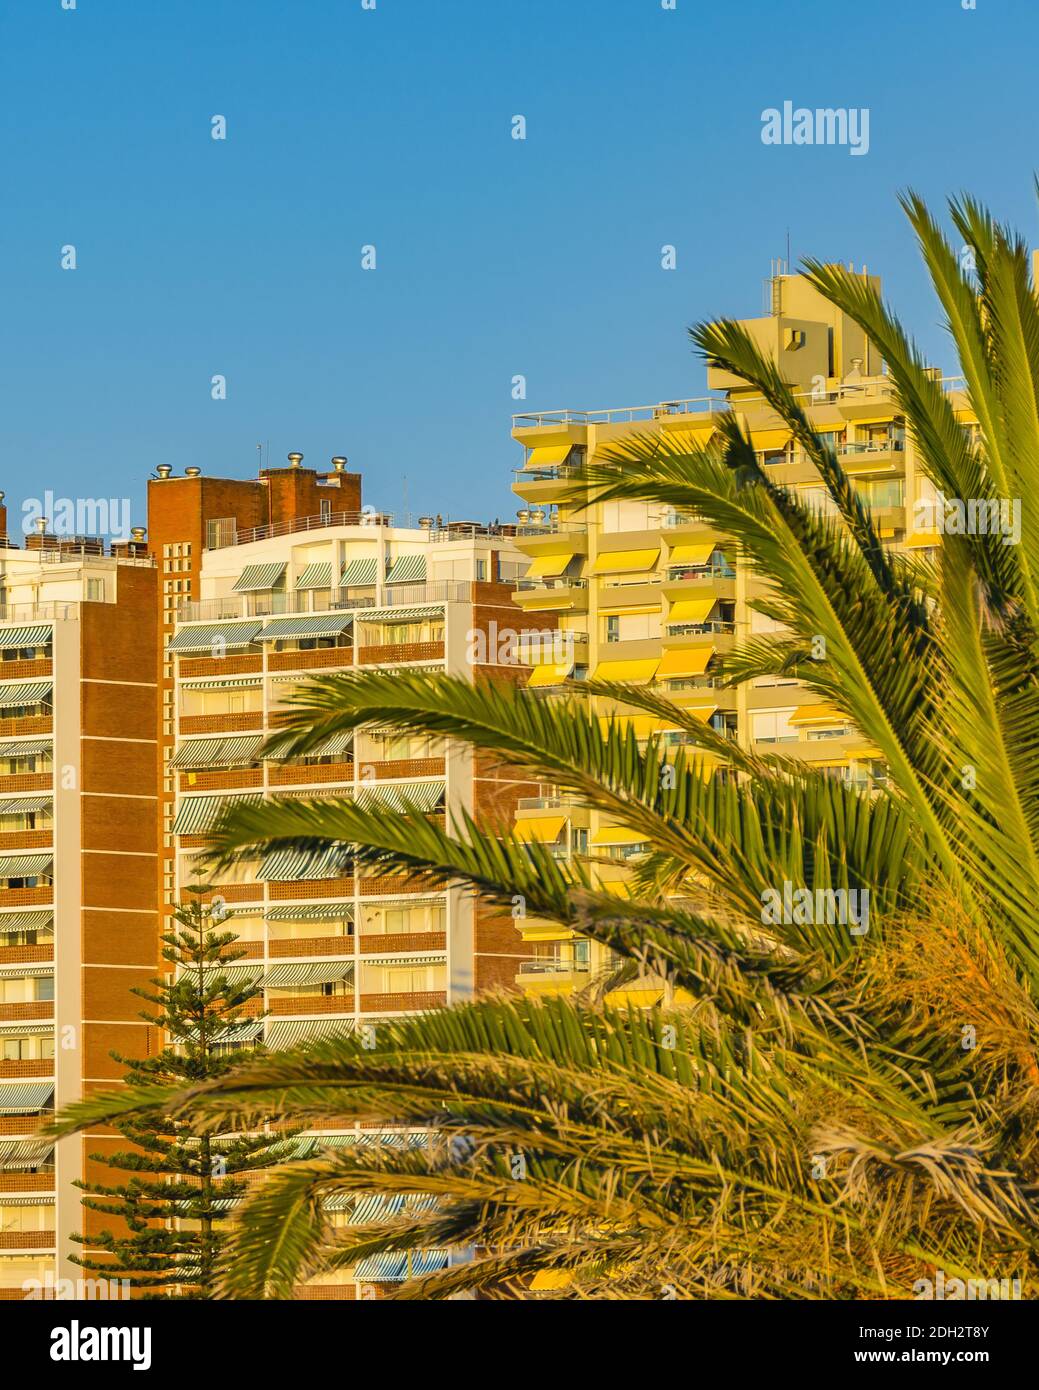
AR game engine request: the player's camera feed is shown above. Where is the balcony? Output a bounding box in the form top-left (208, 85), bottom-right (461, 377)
top-left (0, 1170), bottom-right (54, 1192)
top-left (0, 1113), bottom-right (50, 1136)
top-left (178, 653), bottom-right (263, 679)
top-left (178, 767), bottom-right (263, 792)
top-left (356, 642), bottom-right (444, 667)
top-left (359, 932), bottom-right (446, 954)
top-left (266, 647), bottom-right (354, 674)
top-left (180, 712), bottom-right (264, 734)
top-left (0, 1059), bottom-right (53, 1079)
top-left (0, 659), bottom-right (52, 681)
top-left (0, 831), bottom-right (51, 852)
top-left (0, 717), bottom-right (51, 739)
top-left (358, 991), bottom-right (446, 1014)
top-left (267, 877), bottom-right (355, 901)
top-left (512, 578), bottom-right (588, 613)
top-left (0, 887), bottom-right (52, 909)
top-left (268, 935), bottom-right (354, 958)
top-left (0, 1231), bottom-right (54, 1251)
top-left (355, 756), bottom-right (445, 781)
top-left (268, 994), bottom-right (353, 1017)
top-left (267, 760), bottom-right (354, 788)
top-left (0, 773), bottom-right (52, 795)
top-left (0, 1002), bottom-right (53, 1024)
top-left (198, 883), bottom-right (263, 905)
top-left (0, 944), bottom-right (52, 967)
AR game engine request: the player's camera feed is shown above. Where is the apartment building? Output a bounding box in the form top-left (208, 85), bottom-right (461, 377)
top-left (508, 265), bottom-right (972, 1000)
top-left (164, 479), bottom-right (540, 1296)
top-left (0, 515), bottom-right (158, 1298)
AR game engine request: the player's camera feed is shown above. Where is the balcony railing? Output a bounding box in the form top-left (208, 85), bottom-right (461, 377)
top-left (0, 717), bottom-right (52, 738)
top-left (177, 581), bottom-right (474, 625)
top-left (267, 994), bottom-right (354, 1017)
top-left (356, 642), bottom-right (444, 666)
top-left (0, 1231), bottom-right (55, 1250)
top-left (179, 712), bottom-right (263, 734)
top-left (0, 773), bottom-right (52, 795)
top-left (266, 647), bottom-right (354, 673)
top-left (268, 935), bottom-right (354, 959)
top-left (359, 932), bottom-right (447, 954)
top-left (515, 577), bottom-right (588, 595)
top-left (0, 887), bottom-right (53, 908)
top-left (518, 960), bottom-right (590, 976)
top-left (0, 1001), bottom-right (53, 1023)
top-left (358, 991), bottom-right (446, 1013)
top-left (0, 944), bottom-right (53, 966)
top-left (0, 1058), bottom-right (53, 1078)
top-left (267, 760), bottom-right (354, 787)
top-left (0, 1170), bottom-right (55, 1192)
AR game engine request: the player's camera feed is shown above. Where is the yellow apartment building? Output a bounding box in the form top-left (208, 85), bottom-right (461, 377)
top-left (508, 265), bottom-right (972, 1001)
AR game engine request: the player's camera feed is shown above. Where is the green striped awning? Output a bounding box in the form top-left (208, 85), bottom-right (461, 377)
top-left (0, 796), bottom-right (51, 816)
top-left (259, 845), bottom-right (353, 881)
top-left (233, 562), bottom-right (287, 592)
top-left (259, 614), bottom-right (353, 642)
top-left (0, 1139), bottom-right (55, 1169)
top-left (384, 554), bottom-right (427, 585)
top-left (183, 1019), bottom-right (263, 1043)
top-left (263, 961), bottom-right (353, 988)
top-left (0, 1194), bottom-right (54, 1207)
top-left (0, 626), bottom-right (53, 650)
top-left (171, 736), bottom-right (263, 769)
top-left (355, 1251), bottom-right (448, 1282)
top-left (295, 563), bottom-right (333, 590)
top-left (0, 1083), bottom-right (53, 1114)
top-left (0, 681), bottom-right (52, 709)
top-left (0, 962), bottom-right (52, 978)
top-left (168, 621), bottom-right (264, 654)
top-left (205, 963), bottom-right (265, 986)
top-left (0, 911), bottom-right (53, 935)
top-left (356, 780), bottom-right (444, 813)
top-left (0, 855), bottom-right (52, 878)
top-left (364, 605), bottom-right (443, 623)
top-left (180, 677), bottom-right (263, 691)
top-left (265, 1018), bottom-right (355, 1048)
top-left (0, 1020), bottom-right (53, 1035)
top-left (340, 557), bottom-right (379, 587)
top-left (265, 904), bottom-right (353, 921)
top-left (172, 794), bottom-right (262, 834)
top-left (0, 740), bottom-right (52, 758)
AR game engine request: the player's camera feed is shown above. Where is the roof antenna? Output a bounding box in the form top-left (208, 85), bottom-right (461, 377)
top-left (786, 227), bottom-right (791, 275)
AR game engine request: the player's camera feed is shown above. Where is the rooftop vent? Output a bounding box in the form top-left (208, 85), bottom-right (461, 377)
top-left (155, 465), bottom-right (173, 479)
top-left (185, 466), bottom-right (202, 478)
top-left (287, 452), bottom-right (303, 468)
top-left (331, 456), bottom-right (348, 472)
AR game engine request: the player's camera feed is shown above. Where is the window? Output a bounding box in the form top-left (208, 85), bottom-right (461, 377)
top-left (604, 612), bottom-right (660, 643)
top-left (475, 559), bottom-right (487, 581)
top-left (751, 708), bottom-right (799, 744)
top-left (605, 615), bottom-right (619, 644)
top-left (600, 501), bottom-right (658, 533)
top-left (206, 517), bottom-right (236, 550)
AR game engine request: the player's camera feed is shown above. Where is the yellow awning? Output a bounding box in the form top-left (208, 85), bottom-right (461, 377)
top-left (524, 553), bottom-right (577, 580)
top-left (751, 428), bottom-right (792, 450)
top-left (844, 456), bottom-right (900, 475)
top-left (599, 879), bottom-right (632, 899)
top-left (905, 531), bottom-right (941, 549)
top-left (591, 825), bottom-right (648, 846)
top-left (666, 541), bottom-right (716, 566)
top-left (526, 662), bottom-right (572, 688)
top-left (530, 1271), bottom-right (573, 1291)
top-left (515, 815), bottom-right (567, 844)
top-left (850, 415), bottom-right (899, 427)
top-left (524, 445), bottom-right (572, 470)
top-left (682, 705), bottom-right (718, 723)
top-left (668, 596), bottom-right (717, 623)
top-left (789, 703), bottom-right (845, 726)
top-left (657, 646), bottom-right (714, 678)
top-left (599, 714), bottom-right (676, 739)
top-left (591, 657), bottom-right (660, 683)
top-left (592, 549), bottom-right (659, 574)
top-left (518, 923), bottom-right (576, 942)
top-left (661, 426), bottom-right (715, 451)
top-left (596, 595), bottom-right (660, 614)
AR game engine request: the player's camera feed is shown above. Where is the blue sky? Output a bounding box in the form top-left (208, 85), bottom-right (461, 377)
top-left (0, 0), bottom-right (1034, 534)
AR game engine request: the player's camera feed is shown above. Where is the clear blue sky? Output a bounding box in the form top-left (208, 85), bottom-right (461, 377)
top-left (0, 0), bottom-right (1033, 534)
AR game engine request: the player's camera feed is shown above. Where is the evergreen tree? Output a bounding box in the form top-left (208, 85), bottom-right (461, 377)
top-left (70, 885), bottom-right (291, 1298)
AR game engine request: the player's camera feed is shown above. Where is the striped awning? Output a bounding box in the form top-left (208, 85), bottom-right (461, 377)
top-left (363, 604), bottom-right (443, 623)
top-left (0, 910), bottom-right (53, 935)
top-left (0, 1194), bottom-right (54, 1207)
top-left (0, 855), bottom-right (52, 878)
top-left (0, 1020), bottom-right (54, 1036)
top-left (168, 621), bottom-right (264, 654)
top-left (295, 563), bottom-right (333, 590)
top-left (385, 554), bottom-right (427, 585)
top-left (345, 1192), bottom-right (437, 1223)
top-left (363, 954), bottom-right (444, 967)
top-left (340, 556), bottom-right (379, 587)
top-left (265, 904), bottom-right (354, 922)
top-left (180, 676), bottom-right (263, 691)
top-left (0, 681), bottom-right (52, 709)
top-left (265, 1018), bottom-right (355, 1049)
top-left (355, 1250), bottom-right (449, 1282)
top-left (171, 736), bottom-right (264, 769)
top-left (183, 1018), bottom-right (263, 1043)
top-left (0, 1083), bottom-right (53, 1113)
top-left (0, 1138), bottom-right (55, 1169)
top-left (260, 614), bottom-right (353, 642)
top-left (356, 781), bottom-right (444, 813)
top-left (0, 961), bottom-right (52, 978)
top-left (0, 626), bottom-right (52, 650)
top-left (172, 794), bottom-right (262, 835)
top-left (259, 844), bottom-right (353, 881)
top-left (0, 740), bottom-right (52, 758)
top-left (233, 562), bottom-right (286, 592)
top-left (263, 961), bottom-right (353, 988)
top-left (0, 795), bottom-right (52, 815)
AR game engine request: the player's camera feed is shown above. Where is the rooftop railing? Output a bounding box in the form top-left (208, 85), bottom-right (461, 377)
top-left (176, 581), bottom-right (476, 625)
top-left (212, 513), bottom-right (517, 550)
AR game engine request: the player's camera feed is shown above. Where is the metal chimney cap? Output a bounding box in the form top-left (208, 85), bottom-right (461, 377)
top-left (418, 515), bottom-right (434, 529)
top-left (184, 466), bottom-right (202, 477)
top-left (130, 526), bottom-right (147, 541)
top-left (35, 517), bottom-right (48, 534)
top-left (287, 451), bottom-right (304, 467)
top-left (155, 464), bottom-right (173, 479)
top-left (0, 492), bottom-right (5, 504)
top-left (331, 456), bottom-right (348, 472)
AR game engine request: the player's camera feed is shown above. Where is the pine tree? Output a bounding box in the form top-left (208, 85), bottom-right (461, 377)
top-left (70, 886), bottom-right (291, 1298)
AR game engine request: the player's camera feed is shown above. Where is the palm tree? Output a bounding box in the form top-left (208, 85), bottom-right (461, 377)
top-left (53, 190), bottom-right (1039, 1300)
